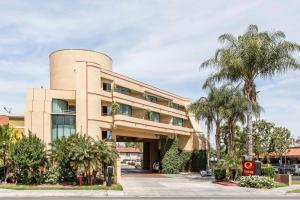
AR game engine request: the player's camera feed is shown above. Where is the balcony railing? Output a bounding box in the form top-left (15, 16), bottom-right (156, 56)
top-left (113, 115), bottom-right (193, 135)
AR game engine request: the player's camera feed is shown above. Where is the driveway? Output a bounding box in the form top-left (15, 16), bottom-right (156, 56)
top-left (121, 173), bottom-right (300, 198)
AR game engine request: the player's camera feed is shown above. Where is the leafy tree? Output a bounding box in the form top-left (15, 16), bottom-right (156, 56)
top-left (0, 125), bottom-right (22, 181)
top-left (49, 136), bottom-right (75, 182)
top-left (271, 127), bottom-right (291, 164)
top-left (124, 142), bottom-right (143, 149)
top-left (10, 132), bottom-right (47, 184)
top-left (252, 120), bottom-right (275, 162)
top-left (201, 24), bottom-right (300, 159)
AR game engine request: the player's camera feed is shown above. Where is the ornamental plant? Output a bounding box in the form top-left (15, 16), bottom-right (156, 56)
top-left (10, 132), bottom-right (47, 184)
top-left (238, 176), bottom-right (275, 189)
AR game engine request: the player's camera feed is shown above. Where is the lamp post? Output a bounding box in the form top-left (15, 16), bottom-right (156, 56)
top-left (2, 142), bottom-right (6, 183)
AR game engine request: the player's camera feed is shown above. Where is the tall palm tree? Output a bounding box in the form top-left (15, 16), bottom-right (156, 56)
top-left (189, 84), bottom-right (231, 158)
top-left (222, 86), bottom-right (262, 155)
top-left (201, 25), bottom-right (300, 159)
top-left (188, 97), bottom-right (213, 169)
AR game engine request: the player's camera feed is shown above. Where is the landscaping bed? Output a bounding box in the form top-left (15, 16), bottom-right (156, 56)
top-left (0, 183), bottom-right (123, 190)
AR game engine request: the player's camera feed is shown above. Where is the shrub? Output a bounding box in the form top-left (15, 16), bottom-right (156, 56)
top-left (178, 151), bottom-right (192, 172)
top-left (50, 136), bottom-right (76, 182)
top-left (190, 150), bottom-right (207, 172)
top-left (239, 176), bottom-right (275, 189)
top-left (261, 164), bottom-right (275, 178)
top-left (45, 166), bottom-right (61, 184)
top-left (11, 132), bottom-right (47, 184)
top-left (161, 139), bottom-right (181, 174)
top-left (214, 168), bottom-right (226, 181)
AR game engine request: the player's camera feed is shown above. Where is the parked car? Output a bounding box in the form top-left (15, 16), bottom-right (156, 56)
top-left (278, 165), bottom-right (295, 174)
top-left (128, 160), bottom-right (136, 165)
top-left (291, 164), bottom-right (300, 175)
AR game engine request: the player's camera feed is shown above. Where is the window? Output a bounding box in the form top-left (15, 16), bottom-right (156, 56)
top-left (102, 105), bottom-right (112, 116)
top-left (172, 117), bottom-right (184, 127)
top-left (149, 111), bottom-right (160, 122)
top-left (171, 102), bottom-right (181, 110)
top-left (146, 95), bottom-right (157, 103)
top-left (52, 99), bottom-right (68, 113)
top-left (69, 105), bottom-right (76, 112)
top-left (51, 115), bottom-right (76, 141)
top-left (102, 130), bottom-right (113, 140)
top-left (115, 86), bottom-right (131, 95)
top-left (102, 82), bottom-right (111, 92)
top-left (118, 104), bottom-right (132, 116)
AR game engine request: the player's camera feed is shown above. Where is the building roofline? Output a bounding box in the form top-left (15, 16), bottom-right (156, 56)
top-left (49, 49), bottom-right (113, 62)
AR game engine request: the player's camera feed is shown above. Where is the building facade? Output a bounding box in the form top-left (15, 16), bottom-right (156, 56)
top-left (0, 115), bottom-right (24, 134)
top-left (24, 49), bottom-right (205, 181)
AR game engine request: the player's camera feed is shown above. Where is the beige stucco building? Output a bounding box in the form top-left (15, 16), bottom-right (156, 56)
top-left (24, 49), bottom-right (205, 182)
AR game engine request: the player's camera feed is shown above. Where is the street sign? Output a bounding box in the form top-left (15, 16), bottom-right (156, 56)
top-left (242, 160), bottom-right (255, 176)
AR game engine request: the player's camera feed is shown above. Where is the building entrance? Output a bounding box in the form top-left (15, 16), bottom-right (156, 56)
top-left (116, 136), bottom-right (160, 176)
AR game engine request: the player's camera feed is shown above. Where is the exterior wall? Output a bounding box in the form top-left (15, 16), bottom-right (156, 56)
top-left (25, 88), bottom-right (75, 143)
top-left (0, 115), bottom-right (24, 134)
top-left (25, 49), bottom-right (206, 182)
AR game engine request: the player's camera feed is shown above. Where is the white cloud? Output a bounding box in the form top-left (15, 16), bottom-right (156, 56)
top-left (0, 0), bottom-right (299, 136)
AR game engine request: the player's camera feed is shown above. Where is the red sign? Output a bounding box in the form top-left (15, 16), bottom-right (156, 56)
top-left (242, 160), bottom-right (255, 176)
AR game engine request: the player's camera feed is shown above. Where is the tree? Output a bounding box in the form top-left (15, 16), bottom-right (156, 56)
top-left (94, 139), bottom-right (118, 182)
top-left (252, 120), bottom-right (275, 162)
top-left (10, 132), bottom-right (47, 184)
top-left (49, 136), bottom-right (76, 182)
top-left (201, 24), bottom-right (300, 159)
top-left (0, 125), bottom-right (22, 181)
top-left (68, 134), bottom-right (98, 176)
top-left (271, 127), bottom-right (291, 164)
top-left (124, 142), bottom-right (143, 149)
top-left (188, 97), bottom-right (213, 169)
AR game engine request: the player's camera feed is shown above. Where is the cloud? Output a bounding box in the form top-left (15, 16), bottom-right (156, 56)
top-left (0, 0), bottom-right (299, 137)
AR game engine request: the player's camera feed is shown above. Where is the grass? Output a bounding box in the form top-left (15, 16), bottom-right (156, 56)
top-left (274, 181), bottom-right (287, 188)
top-left (0, 183), bottom-right (123, 190)
top-left (292, 180), bottom-right (300, 185)
top-left (288, 189), bottom-right (300, 193)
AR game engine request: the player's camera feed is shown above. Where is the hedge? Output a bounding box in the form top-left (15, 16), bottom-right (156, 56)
top-left (160, 136), bottom-right (207, 174)
top-left (214, 169), bottom-right (226, 181)
top-left (261, 164), bottom-right (275, 178)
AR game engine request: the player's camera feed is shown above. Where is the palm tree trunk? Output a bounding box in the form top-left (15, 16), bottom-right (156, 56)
top-left (216, 121), bottom-right (221, 158)
top-left (227, 118), bottom-right (233, 155)
top-left (246, 99), bottom-right (253, 160)
top-left (206, 122), bottom-right (211, 170)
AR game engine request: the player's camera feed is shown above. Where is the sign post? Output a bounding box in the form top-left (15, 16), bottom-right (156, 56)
top-left (242, 160), bottom-right (255, 176)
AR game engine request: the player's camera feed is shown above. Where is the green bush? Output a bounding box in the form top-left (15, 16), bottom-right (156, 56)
top-left (239, 176), bottom-right (275, 189)
top-left (161, 139), bottom-right (181, 174)
top-left (178, 151), bottom-right (192, 172)
top-left (44, 166), bottom-right (61, 184)
top-left (11, 132), bottom-right (47, 184)
top-left (190, 150), bottom-right (207, 172)
top-left (261, 164), bottom-right (275, 178)
top-left (214, 169), bottom-right (226, 181)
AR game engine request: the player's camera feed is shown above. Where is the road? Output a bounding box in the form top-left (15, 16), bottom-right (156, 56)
top-left (0, 197), bottom-right (300, 200)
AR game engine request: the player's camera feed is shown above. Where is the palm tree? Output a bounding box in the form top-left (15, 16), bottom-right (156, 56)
top-left (189, 84), bottom-right (231, 158)
top-left (188, 97), bottom-right (213, 170)
top-left (94, 139), bottom-right (118, 182)
top-left (201, 25), bottom-right (300, 159)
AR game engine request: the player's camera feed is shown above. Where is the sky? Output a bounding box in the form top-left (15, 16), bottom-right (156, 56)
top-left (0, 0), bottom-right (299, 137)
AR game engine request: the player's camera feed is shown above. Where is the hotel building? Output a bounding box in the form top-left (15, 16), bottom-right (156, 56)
top-left (24, 49), bottom-right (205, 181)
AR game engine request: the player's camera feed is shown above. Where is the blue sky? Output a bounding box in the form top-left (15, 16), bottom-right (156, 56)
top-left (0, 0), bottom-right (299, 137)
